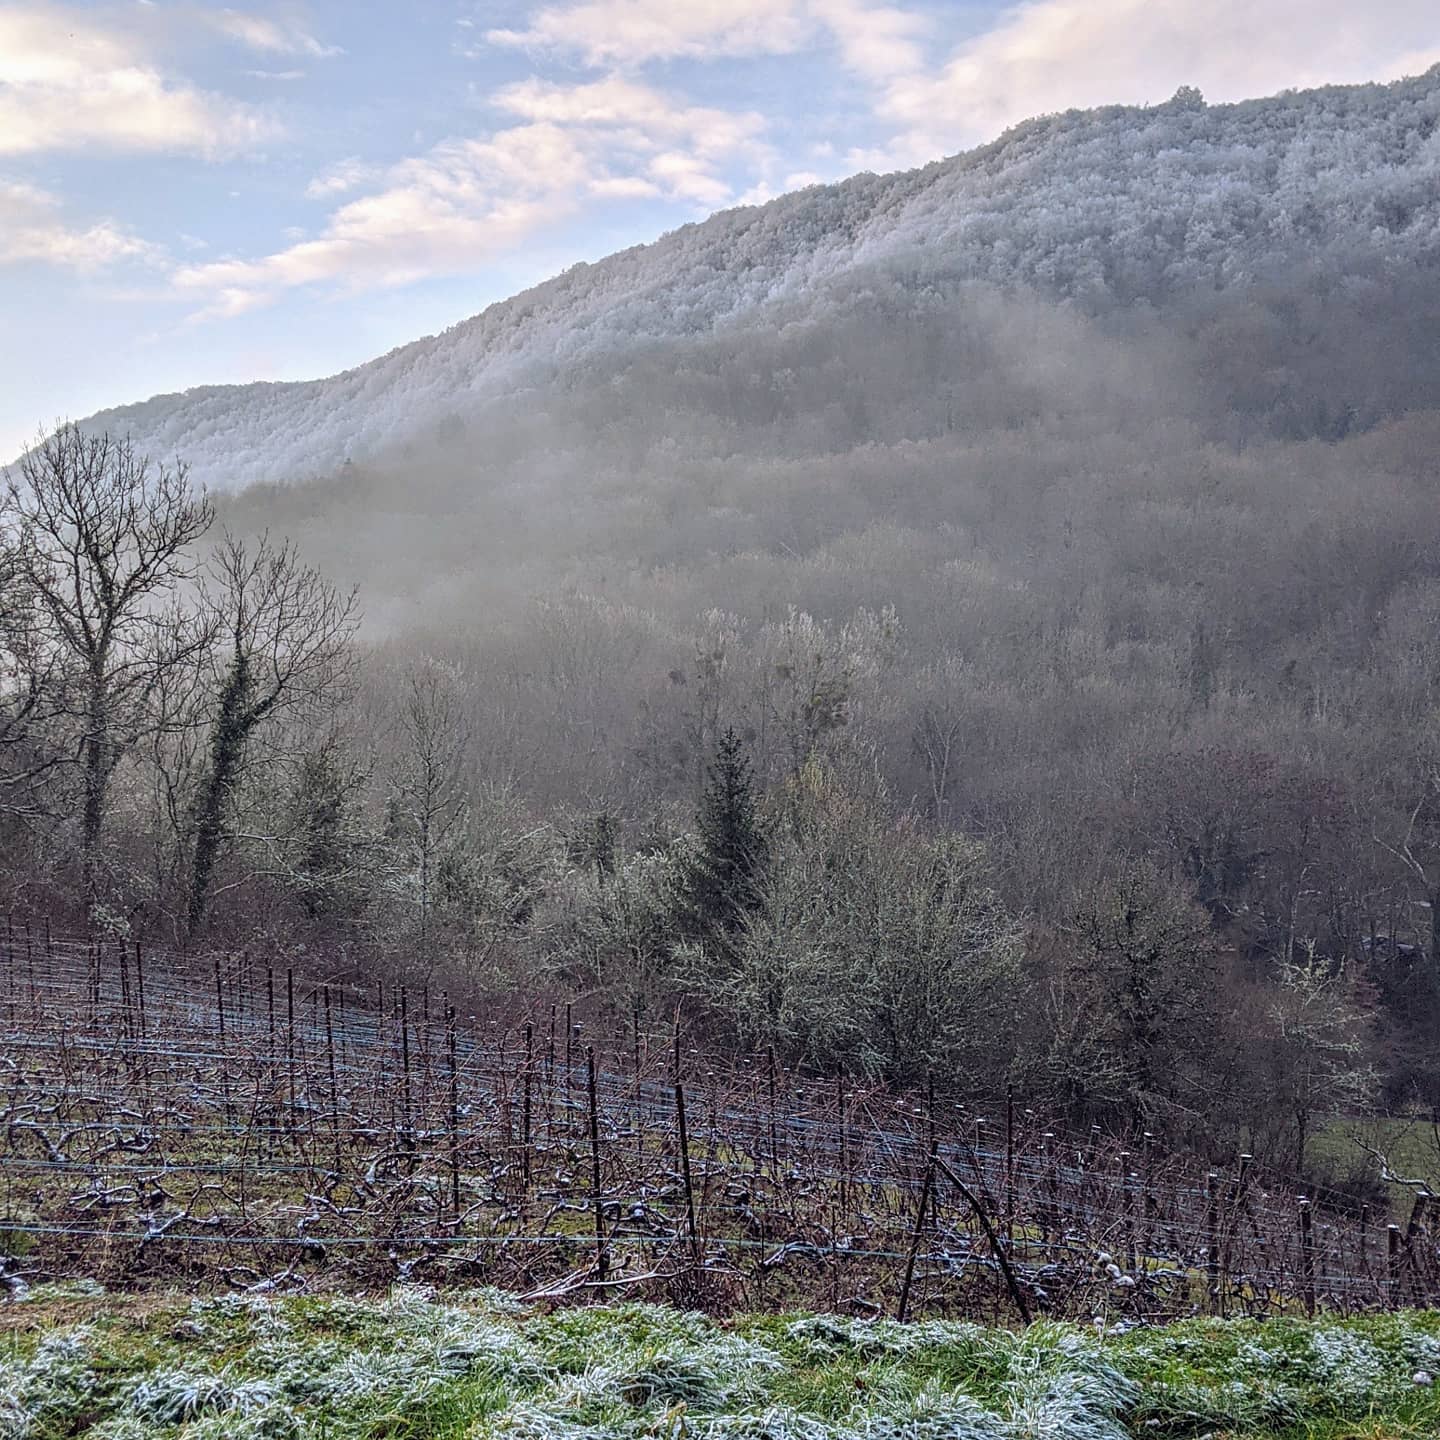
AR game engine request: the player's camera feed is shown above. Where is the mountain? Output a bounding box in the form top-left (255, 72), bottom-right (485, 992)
top-left (78, 67), bottom-right (1440, 494)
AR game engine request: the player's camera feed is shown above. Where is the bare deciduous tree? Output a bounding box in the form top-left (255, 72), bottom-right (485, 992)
top-left (6, 425), bottom-right (214, 901)
top-left (388, 658), bottom-right (470, 950)
top-left (185, 533), bottom-right (358, 934)
top-left (0, 535), bottom-right (67, 816)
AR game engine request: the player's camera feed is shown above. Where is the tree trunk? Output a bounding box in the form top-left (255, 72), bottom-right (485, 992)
top-left (81, 671), bottom-right (110, 907)
top-left (186, 657), bottom-right (252, 937)
top-left (187, 766), bottom-right (231, 937)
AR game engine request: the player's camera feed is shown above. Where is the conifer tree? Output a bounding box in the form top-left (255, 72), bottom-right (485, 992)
top-left (684, 727), bottom-right (768, 940)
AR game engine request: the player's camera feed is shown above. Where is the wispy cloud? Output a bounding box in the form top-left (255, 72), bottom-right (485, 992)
top-left (305, 157), bottom-right (382, 198)
top-left (0, 2), bottom-right (278, 156)
top-left (486, 0), bottom-right (809, 66)
top-left (495, 75), bottom-right (769, 203)
top-left (215, 9), bottom-right (343, 59)
top-left (803, 0), bottom-right (926, 83)
top-left (478, 0), bottom-right (1440, 171)
top-left (483, 0), bottom-right (925, 77)
top-left (0, 180), bottom-right (160, 269)
top-left (175, 78), bottom-right (769, 316)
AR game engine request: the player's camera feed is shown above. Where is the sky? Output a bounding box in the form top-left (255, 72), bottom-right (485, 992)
top-left (2, 0), bottom-right (1438, 459)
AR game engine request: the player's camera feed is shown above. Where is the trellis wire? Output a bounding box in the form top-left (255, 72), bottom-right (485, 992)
top-left (1, 924), bottom-right (1434, 1320)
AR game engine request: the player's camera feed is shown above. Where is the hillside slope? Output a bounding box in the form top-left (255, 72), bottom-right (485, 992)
top-left (79, 66), bottom-right (1440, 492)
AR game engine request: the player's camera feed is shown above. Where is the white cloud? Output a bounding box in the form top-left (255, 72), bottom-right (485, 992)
top-left (487, 0), bottom-right (807, 66)
top-left (176, 78), bottom-right (769, 315)
top-left (494, 75), bottom-right (768, 163)
top-left (306, 157), bottom-right (382, 198)
top-left (216, 10), bottom-right (342, 58)
top-left (0, 180), bottom-right (159, 269)
top-left (479, 0), bottom-right (1440, 173)
top-left (484, 0), bottom-right (923, 77)
top-left (865, 0), bottom-right (1440, 167)
top-left (0, 3), bottom-right (277, 155)
top-left (176, 140), bottom-right (577, 317)
top-left (805, 0), bottom-right (926, 83)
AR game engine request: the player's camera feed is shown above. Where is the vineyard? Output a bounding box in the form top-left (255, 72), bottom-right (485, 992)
top-left (1, 925), bottom-right (1435, 1322)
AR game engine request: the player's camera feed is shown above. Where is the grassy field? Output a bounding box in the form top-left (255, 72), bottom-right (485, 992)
top-left (1308, 1114), bottom-right (1440, 1216)
top-left (3, 1286), bottom-right (1440, 1440)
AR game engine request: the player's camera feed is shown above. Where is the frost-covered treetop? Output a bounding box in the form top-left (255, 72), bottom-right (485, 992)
top-left (77, 67), bottom-right (1440, 492)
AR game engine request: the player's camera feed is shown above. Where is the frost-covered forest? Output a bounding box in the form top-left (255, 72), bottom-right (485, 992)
top-left (9, 69), bottom-right (1440, 1187)
top-left (86, 67), bottom-right (1440, 490)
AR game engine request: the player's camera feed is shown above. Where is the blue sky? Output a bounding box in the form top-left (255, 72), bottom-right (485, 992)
top-left (3, 0), bottom-right (1437, 460)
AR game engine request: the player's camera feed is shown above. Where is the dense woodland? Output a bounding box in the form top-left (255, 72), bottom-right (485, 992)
top-left (10, 227), bottom-right (1440, 1198)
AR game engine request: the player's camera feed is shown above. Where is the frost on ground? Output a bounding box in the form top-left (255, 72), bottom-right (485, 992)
top-left (1, 1287), bottom-right (1439, 1439)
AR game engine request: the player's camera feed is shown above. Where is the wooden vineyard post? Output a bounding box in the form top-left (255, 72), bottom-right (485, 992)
top-left (265, 965), bottom-right (276, 1156)
top-left (214, 955), bottom-right (226, 1042)
top-left (633, 1002), bottom-right (645, 1165)
top-left (1222, 1154), bottom-right (1251, 1314)
top-left (1143, 1131), bottom-right (1164, 1261)
top-left (215, 955), bottom-right (232, 1122)
top-left (586, 1046), bottom-right (609, 1280)
top-left (1388, 1223), bottom-right (1402, 1308)
top-left (88, 939), bottom-right (98, 1025)
top-left (1205, 1172), bottom-right (1221, 1315)
top-left (1043, 1132), bottom-right (1060, 1248)
top-left (565, 1002), bottom-right (574, 1134)
top-left (1401, 1191), bottom-right (1432, 1306)
top-left (399, 987), bottom-right (414, 1159)
top-left (674, 1030), bottom-right (700, 1267)
top-left (927, 1073), bottom-right (939, 1228)
top-left (1005, 1084), bottom-right (1016, 1244)
top-left (1299, 1197), bottom-right (1316, 1318)
top-left (630, 994), bottom-right (641, 1127)
top-left (768, 1044), bottom-right (780, 1183)
top-left (132, 940), bottom-right (145, 1040)
top-left (897, 1138), bottom-right (937, 1322)
top-left (973, 1116), bottom-right (990, 1215)
top-left (447, 1003), bottom-right (462, 1225)
top-left (286, 967), bottom-right (297, 1135)
top-left (1120, 1151), bottom-right (1135, 1274)
top-left (522, 1021), bottom-right (534, 1193)
top-left (546, 1003), bottom-right (557, 1145)
top-left (418, 988), bottom-right (432, 1125)
top-left (4, 916), bottom-right (14, 1029)
top-left (324, 986), bottom-right (341, 1175)
top-left (118, 938), bottom-right (132, 1042)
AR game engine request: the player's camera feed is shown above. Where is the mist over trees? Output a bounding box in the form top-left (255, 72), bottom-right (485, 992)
top-left (9, 73), bottom-right (1440, 1191)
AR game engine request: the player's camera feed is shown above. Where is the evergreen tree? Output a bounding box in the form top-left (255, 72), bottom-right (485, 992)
top-left (684, 727), bottom-right (768, 941)
top-left (288, 734), bottom-right (367, 921)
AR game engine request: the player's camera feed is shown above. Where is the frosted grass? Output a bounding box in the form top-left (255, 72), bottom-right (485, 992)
top-left (2, 1291), bottom-right (1439, 1438)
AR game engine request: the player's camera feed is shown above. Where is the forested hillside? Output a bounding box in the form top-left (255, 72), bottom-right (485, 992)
top-left (79, 66), bottom-right (1440, 490)
top-left (8, 69), bottom-right (1440, 1190)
